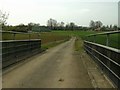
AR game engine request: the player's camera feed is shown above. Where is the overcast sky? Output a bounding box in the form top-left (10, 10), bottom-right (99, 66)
top-left (0, 0), bottom-right (119, 26)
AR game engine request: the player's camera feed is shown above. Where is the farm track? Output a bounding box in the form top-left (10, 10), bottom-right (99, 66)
top-left (2, 37), bottom-right (113, 88)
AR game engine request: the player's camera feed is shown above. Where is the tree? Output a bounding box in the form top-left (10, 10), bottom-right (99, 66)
top-left (0, 10), bottom-right (9, 30)
top-left (28, 22), bottom-right (40, 32)
top-left (89, 20), bottom-right (103, 31)
top-left (69, 22), bottom-right (75, 30)
top-left (113, 25), bottom-right (118, 31)
top-left (89, 20), bottom-right (95, 30)
top-left (47, 18), bottom-right (57, 30)
top-left (60, 22), bottom-right (64, 27)
top-left (95, 21), bottom-right (103, 28)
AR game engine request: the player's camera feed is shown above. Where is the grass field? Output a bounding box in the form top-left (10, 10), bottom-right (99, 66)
top-left (52, 31), bottom-right (119, 49)
top-left (2, 31), bottom-right (70, 49)
top-left (2, 30), bottom-right (119, 49)
top-left (85, 33), bottom-right (119, 49)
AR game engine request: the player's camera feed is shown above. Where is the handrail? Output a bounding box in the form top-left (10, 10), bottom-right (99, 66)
top-left (84, 41), bottom-right (119, 53)
top-left (0, 30), bottom-right (29, 34)
top-left (84, 31), bottom-right (120, 88)
top-left (87, 31), bottom-right (120, 37)
top-left (2, 39), bottom-right (41, 68)
top-left (85, 31), bottom-right (120, 49)
top-left (0, 39), bottom-right (41, 42)
top-left (0, 30), bottom-right (40, 34)
top-left (1, 30), bottom-right (40, 40)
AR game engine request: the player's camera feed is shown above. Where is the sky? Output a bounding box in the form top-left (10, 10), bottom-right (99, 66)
top-left (0, 0), bottom-right (119, 26)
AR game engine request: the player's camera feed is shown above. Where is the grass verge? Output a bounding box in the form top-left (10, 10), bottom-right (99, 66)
top-left (74, 37), bottom-right (84, 52)
top-left (41, 39), bottom-right (69, 50)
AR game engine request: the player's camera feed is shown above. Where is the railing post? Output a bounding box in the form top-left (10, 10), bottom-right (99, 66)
top-left (13, 33), bottom-right (15, 40)
top-left (29, 33), bottom-right (31, 40)
top-left (93, 35), bottom-right (96, 43)
top-left (106, 34), bottom-right (109, 46)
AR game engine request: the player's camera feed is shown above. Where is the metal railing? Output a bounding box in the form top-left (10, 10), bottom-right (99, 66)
top-left (1, 30), bottom-right (40, 40)
top-left (0, 31), bottom-right (41, 68)
top-left (1, 39), bottom-right (41, 68)
top-left (84, 31), bottom-right (120, 88)
top-left (85, 31), bottom-right (120, 49)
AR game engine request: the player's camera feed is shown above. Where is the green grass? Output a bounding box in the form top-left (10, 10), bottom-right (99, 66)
top-left (2, 30), bottom-right (119, 49)
top-left (41, 39), bottom-right (69, 50)
top-left (74, 37), bottom-right (84, 52)
top-left (86, 33), bottom-right (119, 49)
top-left (2, 31), bottom-right (70, 50)
top-left (52, 30), bottom-right (97, 39)
top-left (52, 31), bottom-right (119, 49)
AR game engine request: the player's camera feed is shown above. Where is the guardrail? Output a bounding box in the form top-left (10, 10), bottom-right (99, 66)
top-left (84, 31), bottom-right (120, 88)
top-left (0, 31), bottom-right (41, 68)
top-left (1, 30), bottom-right (40, 40)
top-left (1, 39), bottom-right (41, 68)
top-left (85, 31), bottom-right (120, 49)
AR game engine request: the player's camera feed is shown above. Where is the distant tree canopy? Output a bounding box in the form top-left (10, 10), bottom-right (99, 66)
top-left (2, 16), bottom-right (118, 32)
top-left (46, 18), bottom-right (88, 31)
top-left (89, 20), bottom-right (118, 31)
top-left (89, 20), bottom-right (103, 31)
top-left (0, 10), bottom-right (9, 30)
top-left (3, 23), bottom-right (51, 32)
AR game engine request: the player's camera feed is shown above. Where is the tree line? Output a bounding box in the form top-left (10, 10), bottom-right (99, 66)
top-left (0, 11), bottom-right (119, 32)
top-left (89, 20), bottom-right (118, 31)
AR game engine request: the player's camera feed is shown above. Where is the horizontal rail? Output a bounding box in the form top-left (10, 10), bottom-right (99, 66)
top-left (84, 41), bottom-right (119, 53)
top-left (1, 39), bottom-right (42, 68)
top-left (84, 40), bottom-right (120, 88)
top-left (87, 31), bottom-right (120, 37)
top-left (0, 30), bottom-right (29, 34)
top-left (0, 39), bottom-right (41, 42)
top-left (85, 31), bottom-right (120, 49)
top-left (0, 30), bottom-right (40, 34)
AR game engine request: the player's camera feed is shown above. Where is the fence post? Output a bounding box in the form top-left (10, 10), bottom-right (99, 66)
top-left (93, 35), bottom-right (96, 43)
top-left (106, 34), bottom-right (109, 46)
top-left (13, 33), bottom-right (15, 40)
top-left (29, 33), bottom-right (31, 40)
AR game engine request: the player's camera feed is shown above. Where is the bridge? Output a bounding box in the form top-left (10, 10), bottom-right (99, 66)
top-left (1, 31), bottom-right (120, 89)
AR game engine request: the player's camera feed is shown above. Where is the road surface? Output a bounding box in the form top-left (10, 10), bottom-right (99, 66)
top-left (2, 37), bottom-right (113, 88)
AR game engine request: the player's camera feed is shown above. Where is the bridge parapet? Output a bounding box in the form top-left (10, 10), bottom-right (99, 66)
top-left (0, 31), bottom-right (41, 68)
top-left (1, 39), bottom-right (41, 68)
top-left (84, 31), bottom-right (120, 88)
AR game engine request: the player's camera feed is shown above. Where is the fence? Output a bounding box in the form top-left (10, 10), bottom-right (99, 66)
top-left (84, 31), bottom-right (120, 88)
top-left (1, 39), bottom-right (41, 68)
top-left (1, 30), bottom-right (40, 40)
top-left (0, 31), bottom-right (41, 68)
top-left (85, 31), bottom-right (120, 49)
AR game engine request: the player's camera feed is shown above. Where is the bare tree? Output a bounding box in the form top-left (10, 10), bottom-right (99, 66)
top-left (113, 25), bottom-right (118, 31)
top-left (69, 22), bottom-right (75, 30)
top-left (0, 10), bottom-right (9, 26)
top-left (0, 10), bottom-right (9, 30)
top-left (95, 21), bottom-right (103, 28)
top-left (89, 20), bottom-right (95, 30)
top-left (47, 18), bottom-right (57, 29)
top-left (60, 22), bottom-right (64, 27)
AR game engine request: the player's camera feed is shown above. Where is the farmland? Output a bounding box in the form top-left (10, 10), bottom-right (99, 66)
top-left (2, 30), bottom-right (119, 49)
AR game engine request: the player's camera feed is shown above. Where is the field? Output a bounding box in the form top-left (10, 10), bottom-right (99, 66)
top-left (2, 30), bottom-right (119, 49)
top-left (52, 31), bottom-right (119, 49)
top-left (86, 33), bottom-right (119, 49)
top-left (2, 31), bottom-right (70, 49)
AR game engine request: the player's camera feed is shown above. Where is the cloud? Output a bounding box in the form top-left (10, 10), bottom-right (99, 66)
top-left (80, 9), bottom-right (91, 13)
